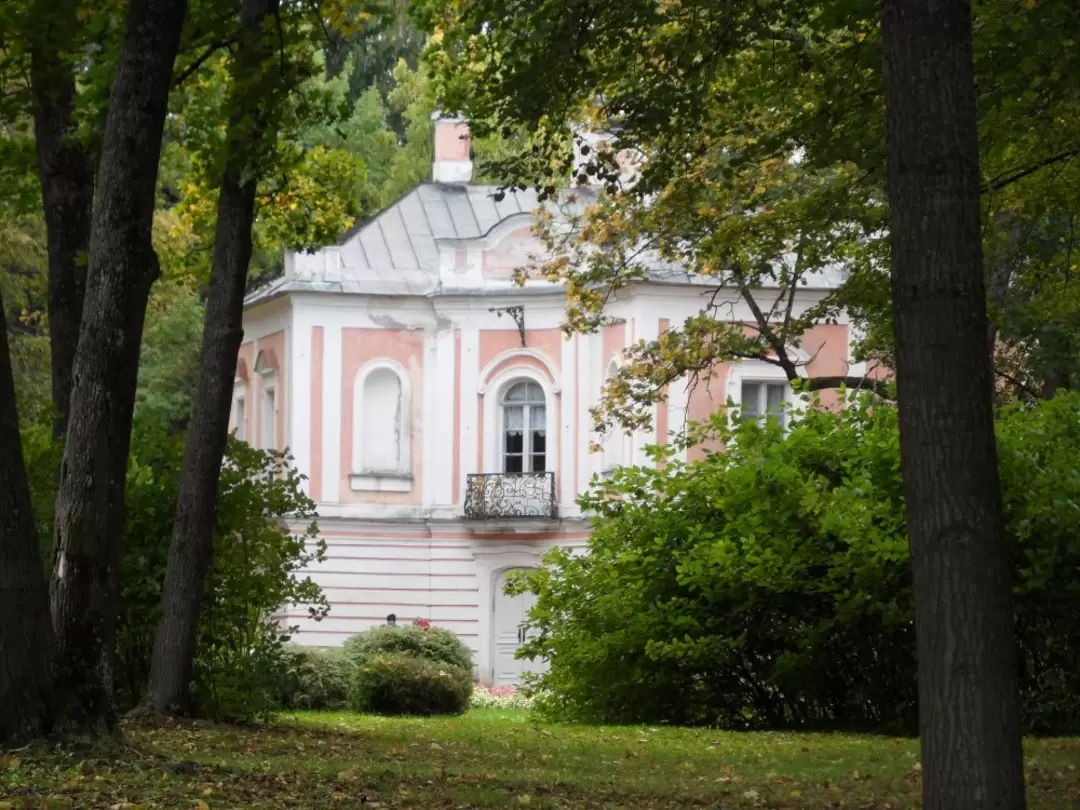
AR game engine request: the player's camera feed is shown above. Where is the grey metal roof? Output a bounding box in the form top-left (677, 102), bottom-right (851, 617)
top-left (246, 183), bottom-right (593, 306)
top-left (244, 181), bottom-right (844, 309)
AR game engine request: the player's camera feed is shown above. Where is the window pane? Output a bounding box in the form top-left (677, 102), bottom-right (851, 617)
top-left (505, 405), bottom-right (524, 431)
top-left (505, 380), bottom-right (545, 404)
top-left (530, 453), bottom-right (546, 472)
top-left (530, 404), bottom-right (546, 430)
top-left (532, 430), bottom-right (546, 454)
top-left (740, 382), bottom-right (761, 418)
top-left (505, 430), bottom-right (523, 454)
top-left (505, 454), bottom-right (523, 474)
top-left (766, 383), bottom-right (785, 416)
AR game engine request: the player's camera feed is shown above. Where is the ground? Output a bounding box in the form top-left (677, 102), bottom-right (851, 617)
top-left (2, 711), bottom-right (1078, 809)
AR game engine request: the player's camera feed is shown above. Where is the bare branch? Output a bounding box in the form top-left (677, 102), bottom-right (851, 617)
top-left (982, 148), bottom-right (1080, 195)
top-left (173, 38), bottom-right (238, 88)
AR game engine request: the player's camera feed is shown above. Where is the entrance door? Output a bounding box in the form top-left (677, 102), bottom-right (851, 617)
top-left (492, 568), bottom-right (547, 687)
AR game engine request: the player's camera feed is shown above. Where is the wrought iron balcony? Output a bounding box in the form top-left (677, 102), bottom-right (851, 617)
top-left (463, 472), bottom-right (558, 520)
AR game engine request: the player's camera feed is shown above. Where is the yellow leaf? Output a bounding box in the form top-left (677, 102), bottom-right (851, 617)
top-left (195, 801), bottom-right (210, 810)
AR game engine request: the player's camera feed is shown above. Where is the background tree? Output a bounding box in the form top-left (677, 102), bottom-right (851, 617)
top-left (49, 0), bottom-right (189, 736)
top-left (28, 0), bottom-right (97, 438)
top-left (421, 0), bottom-right (1079, 430)
top-left (143, 0), bottom-right (345, 717)
top-left (0, 298), bottom-right (53, 745)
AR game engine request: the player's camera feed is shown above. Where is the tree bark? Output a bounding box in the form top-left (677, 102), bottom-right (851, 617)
top-left (29, 0), bottom-right (95, 439)
top-left (142, 0), bottom-right (281, 716)
top-left (49, 0), bottom-right (188, 736)
top-left (880, 1), bottom-right (1026, 809)
top-left (0, 299), bottom-right (55, 746)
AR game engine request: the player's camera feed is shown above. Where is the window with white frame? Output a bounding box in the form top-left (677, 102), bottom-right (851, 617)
top-left (740, 380), bottom-right (788, 427)
top-left (502, 380), bottom-right (547, 473)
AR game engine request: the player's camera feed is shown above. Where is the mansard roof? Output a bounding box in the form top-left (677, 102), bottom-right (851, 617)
top-left (245, 180), bottom-right (846, 308)
top-left (246, 183), bottom-right (595, 305)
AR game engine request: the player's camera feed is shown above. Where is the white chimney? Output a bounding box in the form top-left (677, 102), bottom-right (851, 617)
top-left (431, 114), bottom-right (473, 184)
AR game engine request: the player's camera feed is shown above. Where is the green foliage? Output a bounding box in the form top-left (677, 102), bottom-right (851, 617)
top-left (20, 424), bottom-right (332, 720)
top-left (343, 624), bottom-right (474, 672)
top-left (190, 438), bottom-right (328, 721)
top-left (515, 393), bottom-right (1080, 733)
top-left (349, 652), bottom-right (473, 716)
top-left (423, 0), bottom-right (1080, 423)
top-left (134, 280), bottom-right (206, 435)
top-left (279, 646), bottom-right (354, 711)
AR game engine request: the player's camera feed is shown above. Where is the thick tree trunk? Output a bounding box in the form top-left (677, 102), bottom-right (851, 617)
top-left (0, 300), bottom-right (55, 746)
top-left (142, 0), bottom-right (280, 716)
top-left (49, 0), bottom-right (188, 736)
top-left (29, 0), bottom-right (95, 439)
top-left (880, 1), bottom-right (1026, 809)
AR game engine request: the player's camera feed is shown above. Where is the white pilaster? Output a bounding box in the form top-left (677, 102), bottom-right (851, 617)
top-left (459, 327), bottom-right (480, 494)
top-left (560, 332), bottom-right (577, 510)
top-left (632, 309), bottom-right (660, 467)
top-left (668, 374), bottom-right (691, 463)
top-left (421, 333), bottom-right (439, 508)
top-left (290, 314), bottom-right (313, 494)
top-left (321, 324), bottom-right (342, 503)
top-left (433, 330), bottom-right (456, 506)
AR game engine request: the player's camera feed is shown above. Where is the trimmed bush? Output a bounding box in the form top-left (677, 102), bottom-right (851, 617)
top-left (349, 652), bottom-right (473, 715)
top-left (282, 646), bottom-right (353, 711)
top-left (343, 625), bottom-right (473, 671)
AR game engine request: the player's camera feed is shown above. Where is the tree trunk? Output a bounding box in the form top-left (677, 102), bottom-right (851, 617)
top-left (142, 0), bottom-right (281, 717)
top-left (880, 1), bottom-right (1026, 809)
top-left (0, 298), bottom-right (55, 746)
top-left (29, 0), bottom-right (95, 439)
top-left (49, 0), bottom-right (188, 737)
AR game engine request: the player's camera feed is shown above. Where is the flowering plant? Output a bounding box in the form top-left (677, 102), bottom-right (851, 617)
top-left (470, 683), bottom-right (535, 710)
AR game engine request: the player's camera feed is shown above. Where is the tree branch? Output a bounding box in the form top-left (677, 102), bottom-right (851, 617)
top-left (804, 374), bottom-right (891, 398)
top-left (173, 38), bottom-right (237, 88)
top-left (981, 148), bottom-right (1080, 194)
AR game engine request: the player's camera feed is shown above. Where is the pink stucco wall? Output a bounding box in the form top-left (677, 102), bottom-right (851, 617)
top-left (340, 327), bottom-right (424, 505)
top-left (434, 121), bottom-right (470, 161)
top-left (686, 364), bottom-right (730, 462)
top-left (800, 323), bottom-right (850, 410)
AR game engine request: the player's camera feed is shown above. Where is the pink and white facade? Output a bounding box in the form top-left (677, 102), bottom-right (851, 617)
top-left (234, 119), bottom-right (860, 685)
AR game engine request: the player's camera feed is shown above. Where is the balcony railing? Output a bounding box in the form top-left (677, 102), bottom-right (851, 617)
top-left (463, 472), bottom-right (558, 520)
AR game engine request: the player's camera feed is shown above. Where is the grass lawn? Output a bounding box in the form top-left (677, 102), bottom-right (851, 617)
top-left (1, 710), bottom-right (1078, 809)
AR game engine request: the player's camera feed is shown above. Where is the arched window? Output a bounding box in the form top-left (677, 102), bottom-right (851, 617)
top-left (254, 350), bottom-right (277, 450)
top-left (351, 362), bottom-right (411, 490)
top-left (501, 380), bottom-right (546, 474)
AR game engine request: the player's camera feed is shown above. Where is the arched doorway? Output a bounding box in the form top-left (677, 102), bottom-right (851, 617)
top-left (491, 568), bottom-right (548, 687)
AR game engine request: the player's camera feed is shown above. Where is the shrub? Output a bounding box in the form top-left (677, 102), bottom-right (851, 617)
top-left (514, 392), bottom-right (1080, 734)
top-left (22, 427), bottom-right (331, 721)
top-left (349, 652), bottom-right (473, 715)
top-left (343, 625), bottom-right (474, 672)
top-left (190, 439), bottom-right (328, 721)
top-left (281, 646), bottom-right (353, 711)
